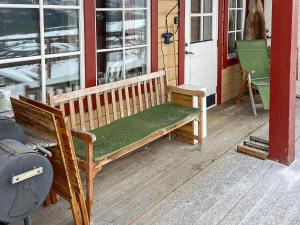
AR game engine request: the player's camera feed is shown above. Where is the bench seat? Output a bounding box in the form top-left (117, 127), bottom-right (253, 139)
top-left (74, 103), bottom-right (198, 161)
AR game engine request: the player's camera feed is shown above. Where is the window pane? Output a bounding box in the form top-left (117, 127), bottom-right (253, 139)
top-left (228, 33), bottom-right (235, 55)
top-left (236, 31), bottom-right (242, 40)
top-left (0, 61), bottom-right (41, 112)
top-left (125, 10), bottom-right (147, 47)
top-left (125, 48), bottom-right (147, 79)
top-left (96, 0), bottom-right (122, 8)
top-left (236, 10), bottom-right (243, 30)
top-left (229, 10), bottom-right (236, 31)
top-left (229, 0), bottom-right (236, 8)
top-left (0, 9), bottom-right (40, 60)
top-left (191, 0), bottom-right (201, 13)
top-left (203, 0), bottom-right (213, 13)
top-left (96, 11), bottom-right (123, 49)
top-left (44, 0), bottom-right (78, 5)
top-left (237, 0), bottom-right (243, 8)
top-left (203, 16), bottom-right (212, 41)
top-left (97, 51), bottom-right (123, 84)
top-left (125, 0), bottom-right (147, 8)
top-left (0, 0), bottom-right (38, 4)
top-left (45, 55), bottom-right (80, 95)
top-left (191, 17), bottom-right (202, 42)
top-left (44, 9), bottom-right (79, 54)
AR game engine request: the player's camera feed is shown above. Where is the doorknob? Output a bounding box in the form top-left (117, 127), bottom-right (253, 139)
top-left (185, 51), bottom-right (195, 55)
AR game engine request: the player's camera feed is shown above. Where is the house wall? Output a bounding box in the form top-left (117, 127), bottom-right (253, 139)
top-left (221, 64), bottom-right (242, 103)
top-left (158, 0), bottom-right (179, 86)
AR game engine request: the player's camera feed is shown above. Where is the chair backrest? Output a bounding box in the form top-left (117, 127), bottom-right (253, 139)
top-left (48, 70), bottom-right (168, 131)
top-left (11, 97), bottom-right (89, 224)
top-left (236, 40), bottom-right (270, 79)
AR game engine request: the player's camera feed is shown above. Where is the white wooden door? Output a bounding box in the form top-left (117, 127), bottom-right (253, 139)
top-left (185, 0), bottom-right (218, 107)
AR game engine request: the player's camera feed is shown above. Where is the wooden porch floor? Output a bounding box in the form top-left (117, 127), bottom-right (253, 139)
top-left (14, 97), bottom-right (300, 225)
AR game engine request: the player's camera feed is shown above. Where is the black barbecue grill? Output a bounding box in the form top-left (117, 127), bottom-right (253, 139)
top-left (0, 119), bottom-right (53, 225)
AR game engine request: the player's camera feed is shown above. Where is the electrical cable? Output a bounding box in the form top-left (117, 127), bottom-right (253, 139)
top-left (161, 37), bottom-right (166, 69)
top-left (165, 1), bottom-right (179, 34)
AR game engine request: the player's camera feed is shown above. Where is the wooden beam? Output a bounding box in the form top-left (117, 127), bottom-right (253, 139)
top-left (269, 0), bottom-right (298, 165)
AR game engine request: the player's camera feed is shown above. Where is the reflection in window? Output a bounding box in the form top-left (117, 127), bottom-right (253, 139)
top-left (0, 0), bottom-right (83, 111)
top-left (96, 0), bottom-right (149, 85)
top-left (96, 11), bottom-right (123, 49)
top-left (228, 0), bottom-right (245, 58)
top-left (46, 56), bottom-right (80, 95)
top-left (125, 10), bottom-right (147, 47)
top-left (0, 8), bottom-right (40, 60)
top-left (44, 9), bottom-right (80, 54)
top-left (125, 48), bottom-right (147, 79)
top-left (97, 51), bottom-right (123, 84)
top-left (0, 0), bottom-right (38, 4)
top-left (0, 61), bottom-right (41, 112)
top-left (44, 0), bottom-right (78, 5)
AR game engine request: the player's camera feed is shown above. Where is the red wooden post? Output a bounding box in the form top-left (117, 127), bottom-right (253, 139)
top-left (84, 0), bottom-right (97, 88)
top-left (269, 0), bottom-right (298, 165)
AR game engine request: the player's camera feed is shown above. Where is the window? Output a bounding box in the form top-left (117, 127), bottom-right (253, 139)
top-left (96, 0), bottom-right (150, 85)
top-left (228, 0), bottom-right (246, 58)
top-left (0, 0), bottom-right (84, 112)
top-left (190, 0), bottom-right (213, 43)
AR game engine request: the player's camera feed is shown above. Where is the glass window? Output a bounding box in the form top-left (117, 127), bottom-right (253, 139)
top-left (44, 9), bottom-right (80, 54)
top-left (44, 0), bottom-right (78, 5)
top-left (228, 0), bottom-right (246, 58)
top-left (96, 0), bottom-right (149, 85)
top-left (190, 0), bottom-right (213, 43)
top-left (0, 8), bottom-right (40, 60)
top-left (0, 0), bottom-right (84, 112)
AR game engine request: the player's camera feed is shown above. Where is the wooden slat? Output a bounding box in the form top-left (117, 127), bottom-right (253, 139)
top-left (118, 88), bottom-right (125, 118)
top-left (59, 102), bottom-right (65, 116)
top-left (131, 84), bottom-right (138, 114)
top-left (149, 79), bottom-right (155, 107)
top-left (69, 99), bottom-right (76, 128)
top-left (137, 82), bottom-right (144, 111)
top-left (96, 93), bottom-right (103, 127)
top-left (78, 97), bottom-right (86, 131)
top-left (111, 89), bottom-right (118, 120)
top-left (237, 145), bottom-right (269, 160)
top-left (143, 81), bottom-right (149, 109)
top-left (155, 77), bottom-right (160, 105)
top-left (125, 86), bottom-right (131, 116)
top-left (160, 76), bottom-right (166, 104)
top-left (52, 71), bottom-right (166, 104)
top-left (87, 95), bottom-right (94, 130)
top-left (104, 92), bottom-right (110, 124)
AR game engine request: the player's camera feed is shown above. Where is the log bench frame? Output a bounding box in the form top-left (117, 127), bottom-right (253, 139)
top-left (48, 70), bottom-right (205, 217)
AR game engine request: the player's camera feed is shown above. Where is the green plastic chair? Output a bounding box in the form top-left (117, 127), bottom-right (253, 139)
top-left (236, 40), bottom-right (270, 115)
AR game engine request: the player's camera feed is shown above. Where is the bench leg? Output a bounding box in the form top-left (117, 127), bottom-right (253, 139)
top-left (86, 167), bottom-right (94, 219)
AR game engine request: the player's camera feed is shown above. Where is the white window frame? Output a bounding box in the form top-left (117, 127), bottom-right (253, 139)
top-left (95, 1), bottom-right (151, 83)
top-left (0, 0), bottom-right (85, 102)
top-left (228, 0), bottom-right (246, 59)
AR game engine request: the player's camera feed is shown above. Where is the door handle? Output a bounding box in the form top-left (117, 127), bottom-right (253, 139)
top-left (185, 51), bottom-right (195, 55)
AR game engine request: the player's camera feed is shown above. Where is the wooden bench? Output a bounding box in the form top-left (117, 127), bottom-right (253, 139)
top-left (48, 70), bottom-right (205, 216)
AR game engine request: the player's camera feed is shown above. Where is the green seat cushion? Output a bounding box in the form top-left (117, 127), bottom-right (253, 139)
top-left (73, 103), bottom-right (198, 160)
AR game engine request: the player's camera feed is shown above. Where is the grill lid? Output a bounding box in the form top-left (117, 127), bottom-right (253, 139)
top-left (0, 140), bottom-right (53, 223)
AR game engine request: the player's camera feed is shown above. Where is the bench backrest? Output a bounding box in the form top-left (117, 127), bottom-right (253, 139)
top-left (48, 70), bottom-right (168, 131)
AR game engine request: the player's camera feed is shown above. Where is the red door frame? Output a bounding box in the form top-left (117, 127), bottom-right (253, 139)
top-left (269, 0), bottom-right (298, 165)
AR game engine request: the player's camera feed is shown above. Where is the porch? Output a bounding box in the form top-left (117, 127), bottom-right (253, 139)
top-left (12, 96), bottom-right (300, 225)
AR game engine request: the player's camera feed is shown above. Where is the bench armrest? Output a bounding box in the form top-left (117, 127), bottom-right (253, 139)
top-left (167, 85), bottom-right (205, 97)
top-left (71, 128), bottom-right (96, 144)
